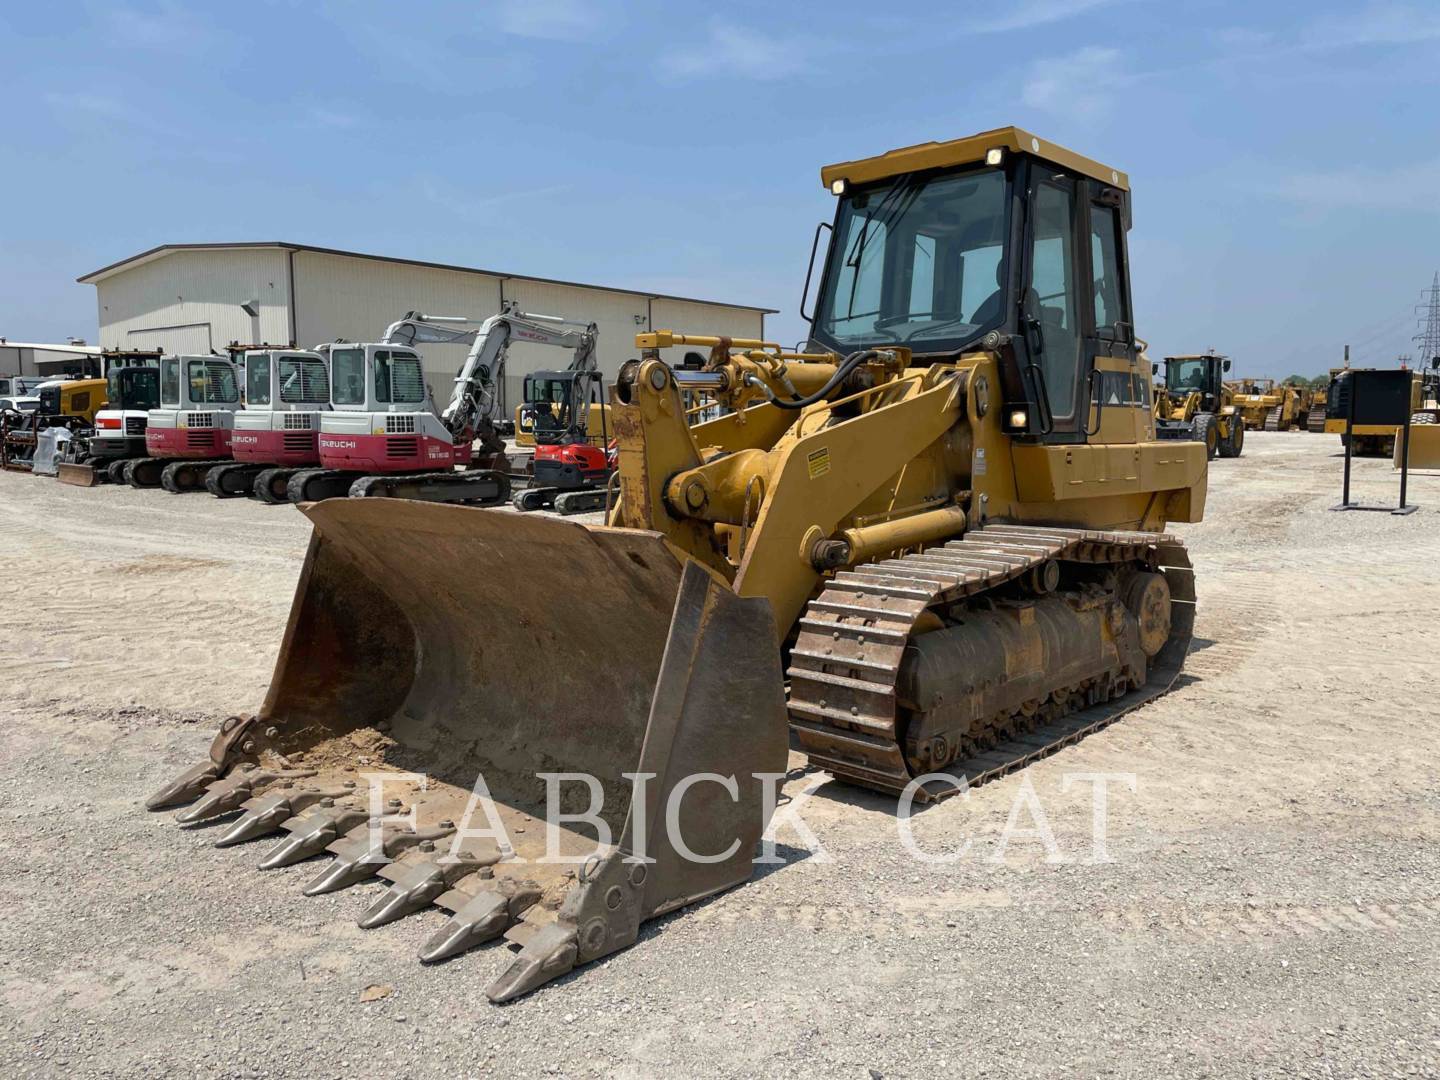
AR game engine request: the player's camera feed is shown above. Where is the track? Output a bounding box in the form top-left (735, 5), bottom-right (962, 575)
top-left (1263, 404), bottom-right (1283, 431)
top-left (787, 523), bottom-right (1193, 800)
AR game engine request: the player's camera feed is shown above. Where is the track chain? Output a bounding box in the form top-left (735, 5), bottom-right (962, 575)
top-left (787, 523), bottom-right (1195, 800)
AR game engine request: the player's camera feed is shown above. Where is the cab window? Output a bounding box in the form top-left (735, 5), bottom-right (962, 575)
top-left (246, 355), bottom-right (271, 406)
top-left (1026, 180), bottom-right (1081, 418)
top-left (331, 348), bottom-right (365, 405)
top-left (160, 358), bottom-right (180, 406)
top-left (1090, 203), bottom-right (1127, 336)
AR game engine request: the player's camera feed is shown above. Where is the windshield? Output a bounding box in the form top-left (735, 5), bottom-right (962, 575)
top-left (186, 360), bottom-right (239, 404)
top-left (526, 376), bottom-right (573, 405)
top-left (1165, 360), bottom-right (1211, 392)
top-left (278, 355), bottom-right (329, 404)
top-left (814, 166), bottom-right (1010, 352)
top-left (331, 348), bottom-right (365, 405)
top-left (375, 350), bottom-right (425, 405)
top-left (246, 355), bottom-right (272, 406)
top-left (109, 368), bottom-right (160, 409)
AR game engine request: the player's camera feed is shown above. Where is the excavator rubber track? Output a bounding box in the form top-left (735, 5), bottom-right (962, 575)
top-left (788, 524), bottom-right (1193, 800)
top-left (205, 462), bottom-right (267, 498)
top-left (348, 468), bottom-right (510, 505)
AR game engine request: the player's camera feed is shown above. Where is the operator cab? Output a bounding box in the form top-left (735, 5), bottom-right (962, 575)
top-left (325, 345), bottom-right (426, 413)
top-left (809, 127), bottom-right (1143, 443)
top-left (1161, 353), bottom-right (1231, 408)
top-left (520, 369), bottom-right (605, 445)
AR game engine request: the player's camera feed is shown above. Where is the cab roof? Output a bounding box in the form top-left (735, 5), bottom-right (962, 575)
top-left (820, 126), bottom-right (1128, 191)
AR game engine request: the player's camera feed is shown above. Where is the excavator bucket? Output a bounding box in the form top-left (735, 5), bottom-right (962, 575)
top-left (147, 499), bottom-right (789, 1001)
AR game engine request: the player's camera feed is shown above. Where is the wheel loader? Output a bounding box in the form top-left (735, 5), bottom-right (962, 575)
top-left (1152, 353), bottom-right (1244, 458)
top-left (149, 127), bottom-right (1206, 1003)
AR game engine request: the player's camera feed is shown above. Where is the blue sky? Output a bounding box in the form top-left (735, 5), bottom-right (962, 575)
top-left (3, 0), bottom-right (1439, 378)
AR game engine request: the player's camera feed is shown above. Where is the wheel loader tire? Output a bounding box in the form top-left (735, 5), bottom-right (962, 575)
top-left (1192, 413), bottom-right (1218, 460)
top-left (1217, 417), bottom-right (1243, 458)
top-left (145, 501), bottom-right (789, 1002)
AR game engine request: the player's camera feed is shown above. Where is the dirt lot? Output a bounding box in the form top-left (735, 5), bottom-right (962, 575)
top-left (1, 434), bottom-right (1437, 1079)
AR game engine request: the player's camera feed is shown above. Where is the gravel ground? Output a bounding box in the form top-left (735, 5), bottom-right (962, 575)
top-left (1, 432), bottom-right (1437, 1079)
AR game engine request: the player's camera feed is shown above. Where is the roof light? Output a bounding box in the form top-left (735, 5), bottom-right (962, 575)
top-left (985, 147), bottom-right (1005, 167)
top-left (829, 178), bottom-right (847, 196)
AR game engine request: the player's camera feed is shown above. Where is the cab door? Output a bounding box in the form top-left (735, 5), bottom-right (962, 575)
top-left (1082, 186), bottom-right (1143, 443)
top-left (1020, 171), bottom-right (1086, 440)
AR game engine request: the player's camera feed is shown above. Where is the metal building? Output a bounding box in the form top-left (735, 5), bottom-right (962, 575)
top-left (0, 339), bottom-right (103, 378)
top-left (78, 242), bottom-right (775, 409)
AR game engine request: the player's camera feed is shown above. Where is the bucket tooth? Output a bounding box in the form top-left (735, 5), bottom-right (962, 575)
top-left (486, 922), bottom-right (580, 1003)
top-left (303, 853), bottom-right (383, 897)
top-left (175, 766), bottom-right (317, 826)
top-left (358, 859), bottom-right (448, 929)
top-left (303, 819), bottom-right (458, 897)
top-left (257, 803), bottom-right (368, 870)
top-left (420, 877), bottom-right (543, 964)
top-left (146, 761), bottom-right (221, 810)
top-left (214, 795), bottom-right (294, 847)
top-left (214, 783), bottom-right (359, 848)
top-left (359, 845), bottom-right (501, 930)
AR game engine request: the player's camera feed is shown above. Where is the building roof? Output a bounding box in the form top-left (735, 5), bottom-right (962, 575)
top-left (0, 339), bottom-right (103, 355)
top-left (820, 125), bottom-right (1129, 191)
top-left (76, 242), bottom-right (778, 314)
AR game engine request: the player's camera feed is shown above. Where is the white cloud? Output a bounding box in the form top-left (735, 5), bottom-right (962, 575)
top-left (44, 91), bottom-right (179, 135)
top-left (493, 0), bottom-right (602, 42)
top-left (968, 0), bottom-right (1123, 34)
top-left (305, 105), bottom-right (362, 130)
top-left (1020, 45), bottom-right (1127, 120)
top-left (659, 18), bottom-right (811, 81)
top-left (1299, 3), bottom-right (1440, 51)
top-left (418, 177), bottom-right (573, 223)
top-left (1254, 159), bottom-right (1440, 215)
top-left (97, 2), bottom-right (210, 50)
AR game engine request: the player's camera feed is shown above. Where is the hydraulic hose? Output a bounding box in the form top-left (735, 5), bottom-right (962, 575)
top-left (746, 349), bottom-right (879, 411)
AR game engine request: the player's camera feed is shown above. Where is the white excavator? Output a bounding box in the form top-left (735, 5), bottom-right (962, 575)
top-left (286, 302), bottom-right (598, 503)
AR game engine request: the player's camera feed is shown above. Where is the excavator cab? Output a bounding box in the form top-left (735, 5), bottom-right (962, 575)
top-left (150, 127), bottom-right (1205, 1003)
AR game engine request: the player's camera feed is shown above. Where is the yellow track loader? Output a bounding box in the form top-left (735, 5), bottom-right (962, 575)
top-left (149, 127), bottom-right (1206, 1002)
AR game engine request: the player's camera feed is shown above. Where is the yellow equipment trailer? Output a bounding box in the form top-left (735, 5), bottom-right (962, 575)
top-left (149, 126), bottom-right (1207, 1002)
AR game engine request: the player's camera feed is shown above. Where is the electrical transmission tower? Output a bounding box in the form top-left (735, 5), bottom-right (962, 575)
top-left (1415, 271), bottom-right (1440, 368)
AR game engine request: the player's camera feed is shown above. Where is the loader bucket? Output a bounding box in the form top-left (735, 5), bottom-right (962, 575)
top-left (1397, 423), bottom-right (1440, 470)
top-left (148, 499), bottom-right (789, 1001)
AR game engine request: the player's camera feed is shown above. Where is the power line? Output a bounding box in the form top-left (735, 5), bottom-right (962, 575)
top-left (1414, 271), bottom-right (1440, 368)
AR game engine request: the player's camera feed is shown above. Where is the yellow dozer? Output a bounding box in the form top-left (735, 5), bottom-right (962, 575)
top-left (149, 127), bottom-right (1206, 1002)
top-left (1230, 378), bottom-right (1312, 431)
